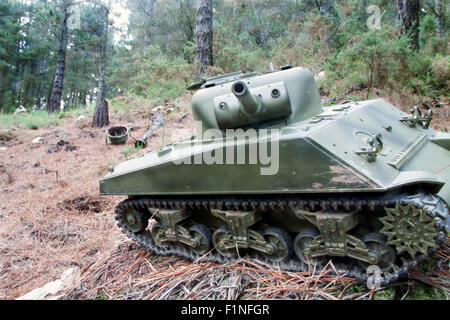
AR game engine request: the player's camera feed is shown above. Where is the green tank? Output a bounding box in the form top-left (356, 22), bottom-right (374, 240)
top-left (100, 66), bottom-right (449, 285)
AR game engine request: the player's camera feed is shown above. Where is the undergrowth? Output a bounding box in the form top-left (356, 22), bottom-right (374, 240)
top-left (0, 105), bottom-right (95, 130)
top-left (0, 110), bottom-right (59, 130)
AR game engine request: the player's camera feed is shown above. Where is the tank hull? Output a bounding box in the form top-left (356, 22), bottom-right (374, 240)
top-left (102, 67), bottom-right (449, 284)
top-left (100, 99), bottom-right (450, 205)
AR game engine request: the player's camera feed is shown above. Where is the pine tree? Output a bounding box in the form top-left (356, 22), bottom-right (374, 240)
top-left (194, 0), bottom-right (213, 75)
top-left (396, 0), bottom-right (420, 50)
top-left (48, 0), bottom-right (73, 113)
top-left (92, 4), bottom-right (110, 127)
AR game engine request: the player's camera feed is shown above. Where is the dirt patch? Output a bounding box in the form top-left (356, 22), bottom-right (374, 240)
top-left (0, 129), bottom-right (17, 141)
top-left (56, 195), bottom-right (111, 214)
top-left (0, 104), bottom-right (195, 299)
top-left (0, 162), bottom-right (14, 184)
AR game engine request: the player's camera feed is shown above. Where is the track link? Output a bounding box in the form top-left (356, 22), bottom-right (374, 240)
top-left (114, 192), bottom-right (448, 286)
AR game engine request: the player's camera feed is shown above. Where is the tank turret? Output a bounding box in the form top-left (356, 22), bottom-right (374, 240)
top-left (190, 66), bottom-right (322, 132)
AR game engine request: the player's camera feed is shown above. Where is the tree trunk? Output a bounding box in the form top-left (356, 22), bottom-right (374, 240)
top-left (181, 0), bottom-right (194, 40)
top-left (93, 6), bottom-right (109, 128)
top-left (93, 98), bottom-right (109, 127)
top-left (0, 67), bottom-right (7, 111)
top-left (67, 88), bottom-right (75, 111)
top-left (194, 0), bottom-right (213, 75)
top-left (81, 90), bottom-right (87, 106)
top-left (48, 3), bottom-right (70, 113)
top-left (144, 0), bottom-right (155, 48)
top-left (12, 34), bottom-right (21, 108)
top-left (74, 90), bottom-right (79, 109)
top-left (434, 0), bottom-right (442, 37)
top-left (93, 59), bottom-right (108, 126)
top-left (396, 0), bottom-right (420, 50)
top-left (46, 78), bottom-right (54, 110)
top-left (36, 55), bottom-right (48, 110)
top-left (24, 62), bottom-right (35, 106)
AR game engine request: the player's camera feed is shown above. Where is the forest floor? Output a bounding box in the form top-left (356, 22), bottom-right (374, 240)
top-left (0, 89), bottom-right (448, 300)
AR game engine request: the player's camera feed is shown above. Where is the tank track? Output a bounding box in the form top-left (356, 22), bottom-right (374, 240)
top-left (114, 192), bottom-right (448, 286)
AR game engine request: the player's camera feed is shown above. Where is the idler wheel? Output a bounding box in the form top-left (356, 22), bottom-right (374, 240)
top-left (294, 228), bottom-right (326, 266)
top-left (189, 224), bottom-right (212, 255)
top-left (151, 223), bottom-right (170, 249)
top-left (212, 226), bottom-right (237, 258)
top-left (123, 208), bottom-right (148, 233)
top-left (358, 232), bottom-right (396, 271)
top-left (262, 227), bottom-right (293, 262)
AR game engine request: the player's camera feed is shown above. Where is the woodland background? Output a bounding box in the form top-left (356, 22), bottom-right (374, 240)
top-left (0, 0), bottom-right (448, 121)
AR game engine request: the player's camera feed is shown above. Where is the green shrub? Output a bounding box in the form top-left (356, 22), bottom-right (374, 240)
top-left (0, 110), bottom-right (59, 130)
top-left (213, 22), bottom-right (269, 73)
top-left (122, 144), bottom-right (142, 159)
top-left (120, 45), bottom-right (195, 104)
top-left (430, 55), bottom-right (450, 95)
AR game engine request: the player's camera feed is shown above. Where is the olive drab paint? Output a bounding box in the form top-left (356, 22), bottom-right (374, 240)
top-left (102, 66), bottom-right (449, 283)
top-left (100, 66), bottom-right (450, 206)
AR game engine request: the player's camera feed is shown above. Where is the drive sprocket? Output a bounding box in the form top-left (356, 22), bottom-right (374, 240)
top-left (380, 201), bottom-right (441, 257)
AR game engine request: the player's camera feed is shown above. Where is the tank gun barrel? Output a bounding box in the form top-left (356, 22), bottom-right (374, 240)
top-left (231, 81), bottom-right (261, 114)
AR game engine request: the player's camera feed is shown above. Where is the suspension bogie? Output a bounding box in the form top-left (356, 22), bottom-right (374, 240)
top-left (115, 192), bottom-right (448, 285)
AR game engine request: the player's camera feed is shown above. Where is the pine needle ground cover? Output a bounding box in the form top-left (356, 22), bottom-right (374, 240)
top-left (0, 97), bottom-right (448, 300)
